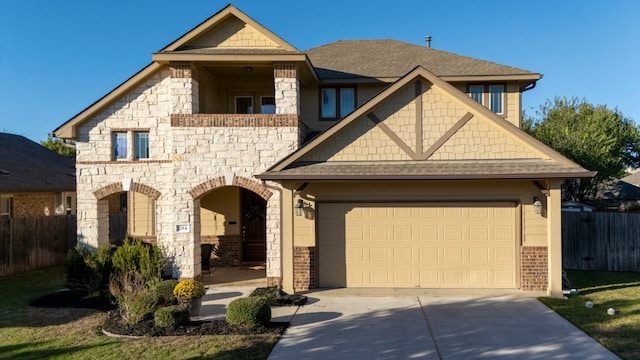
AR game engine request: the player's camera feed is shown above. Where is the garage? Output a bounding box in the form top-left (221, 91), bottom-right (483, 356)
top-left (318, 202), bottom-right (518, 288)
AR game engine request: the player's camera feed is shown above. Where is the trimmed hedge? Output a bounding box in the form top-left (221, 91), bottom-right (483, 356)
top-left (226, 297), bottom-right (271, 327)
top-left (152, 279), bottom-right (180, 306)
top-left (154, 305), bottom-right (190, 328)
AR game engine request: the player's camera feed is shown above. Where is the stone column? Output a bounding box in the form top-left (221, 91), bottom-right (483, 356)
top-left (274, 64), bottom-right (299, 115)
top-left (170, 64), bottom-right (199, 114)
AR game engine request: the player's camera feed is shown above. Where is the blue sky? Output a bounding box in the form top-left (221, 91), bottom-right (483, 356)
top-left (1, 1), bottom-right (639, 143)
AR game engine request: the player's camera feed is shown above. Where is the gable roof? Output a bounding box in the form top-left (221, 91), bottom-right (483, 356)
top-left (306, 40), bottom-right (542, 82)
top-left (0, 133), bottom-right (75, 192)
top-left (257, 66), bottom-right (593, 181)
top-left (52, 4), bottom-right (311, 139)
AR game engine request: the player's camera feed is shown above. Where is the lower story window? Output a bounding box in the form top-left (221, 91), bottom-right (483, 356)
top-left (1, 196), bottom-right (12, 217)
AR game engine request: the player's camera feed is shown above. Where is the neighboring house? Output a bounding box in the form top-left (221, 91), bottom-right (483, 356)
top-left (0, 133), bottom-right (76, 217)
top-left (587, 175), bottom-right (640, 211)
top-left (52, 5), bottom-right (593, 297)
top-left (561, 201), bottom-right (595, 213)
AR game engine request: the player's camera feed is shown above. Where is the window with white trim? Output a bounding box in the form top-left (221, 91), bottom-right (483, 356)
top-left (112, 130), bottom-right (150, 161)
top-left (467, 84), bottom-right (504, 114)
top-left (1, 196), bottom-right (12, 217)
top-left (321, 87), bottom-right (355, 120)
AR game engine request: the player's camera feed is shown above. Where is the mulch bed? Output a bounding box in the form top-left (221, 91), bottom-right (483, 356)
top-left (29, 289), bottom-right (288, 337)
top-left (101, 311), bottom-right (287, 337)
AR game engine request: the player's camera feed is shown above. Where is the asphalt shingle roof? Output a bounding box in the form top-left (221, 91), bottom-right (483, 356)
top-left (305, 39), bottom-right (539, 80)
top-left (0, 133), bottom-right (75, 192)
top-left (258, 159), bottom-right (592, 180)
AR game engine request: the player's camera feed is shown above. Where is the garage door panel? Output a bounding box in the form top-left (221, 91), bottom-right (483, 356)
top-left (470, 270), bottom-right (490, 285)
top-left (393, 247), bottom-right (413, 262)
top-left (469, 247), bottom-right (490, 263)
top-left (319, 202), bottom-right (517, 289)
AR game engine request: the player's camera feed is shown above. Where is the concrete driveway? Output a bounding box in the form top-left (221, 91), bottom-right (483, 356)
top-left (268, 291), bottom-right (619, 360)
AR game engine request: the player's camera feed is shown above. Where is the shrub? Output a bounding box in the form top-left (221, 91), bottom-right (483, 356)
top-left (173, 279), bottom-right (206, 301)
top-left (109, 271), bottom-right (158, 325)
top-left (154, 305), bottom-right (190, 328)
top-left (64, 244), bottom-right (114, 294)
top-left (226, 296), bottom-right (271, 328)
top-left (112, 238), bottom-right (163, 285)
top-left (152, 279), bottom-right (180, 306)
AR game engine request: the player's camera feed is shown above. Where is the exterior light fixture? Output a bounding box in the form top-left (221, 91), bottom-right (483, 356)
top-left (122, 178), bottom-right (132, 192)
top-left (533, 197), bottom-right (543, 215)
top-left (295, 199), bottom-right (304, 216)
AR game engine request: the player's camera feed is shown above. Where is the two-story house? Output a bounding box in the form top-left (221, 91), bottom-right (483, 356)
top-left (53, 5), bottom-right (592, 297)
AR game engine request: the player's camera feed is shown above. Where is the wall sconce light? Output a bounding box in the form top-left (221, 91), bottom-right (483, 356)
top-left (533, 197), bottom-right (543, 215)
top-left (122, 178), bottom-right (132, 192)
top-left (295, 199), bottom-right (304, 216)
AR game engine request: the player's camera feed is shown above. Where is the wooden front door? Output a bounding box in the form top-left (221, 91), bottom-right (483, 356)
top-left (241, 189), bottom-right (266, 262)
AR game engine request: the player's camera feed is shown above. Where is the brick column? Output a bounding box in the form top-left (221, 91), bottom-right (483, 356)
top-left (521, 246), bottom-right (548, 291)
top-left (294, 246), bottom-right (316, 291)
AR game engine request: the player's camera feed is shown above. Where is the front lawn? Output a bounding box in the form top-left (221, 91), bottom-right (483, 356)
top-left (539, 270), bottom-right (640, 359)
top-left (0, 267), bottom-right (279, 360)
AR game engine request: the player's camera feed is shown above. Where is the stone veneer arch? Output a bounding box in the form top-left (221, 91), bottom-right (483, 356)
top-left (189, 175), bottom-right (273, 200)
top-left (93, 182), bottom-right (161, 200)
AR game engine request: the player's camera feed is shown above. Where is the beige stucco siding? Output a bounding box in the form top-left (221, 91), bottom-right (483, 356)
top-left (200, 187), bottom-right (241, 236)
top-left (188, 16), bottom-right (280, 48)
top-left (130, 191), bottom-right (154, 236)
top-left (292, 180), bottom-right (545, 248)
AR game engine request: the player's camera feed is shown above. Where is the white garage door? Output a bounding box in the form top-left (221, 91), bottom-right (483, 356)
top-left (318, 202), bottom-right (517, 288)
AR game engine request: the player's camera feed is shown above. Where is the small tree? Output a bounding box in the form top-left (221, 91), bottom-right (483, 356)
top-left (523, 97), bottom-right (640, 201)
top-left (41, 138), bottom-right (76, 158)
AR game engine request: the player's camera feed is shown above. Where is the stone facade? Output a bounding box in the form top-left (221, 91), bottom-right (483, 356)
top-left (75, 64), bottom-right (300, 280)
top-left (521, 246), bottom-right (548, 291)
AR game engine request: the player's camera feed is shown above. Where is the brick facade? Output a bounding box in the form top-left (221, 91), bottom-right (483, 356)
top-left (202, 235), bottom-right (241, 267)
top-left (293, 246), bottom-right (316, 291)
top-left (521, 246), bottom-right (548, 291)
top-left (13, 193), bottom-right (57, 217)
top-left (171, 114), bottom-right (298, 127)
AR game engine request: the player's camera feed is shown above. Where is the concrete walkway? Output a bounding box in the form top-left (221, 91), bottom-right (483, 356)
top-left (268, 291), bottom-right (620, 360)
top-left (197, 268), bottom-right (617, 360)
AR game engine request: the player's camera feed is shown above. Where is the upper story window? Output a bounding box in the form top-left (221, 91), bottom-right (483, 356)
top-left (112, 130), bottom-right (149, 161)
top-left (321, 87), bottom-right (355, 120)
top-left (469, 85), bottom-right (484, 105)
top-left (467, 84), bottom-right (504, 115)
top-left (235, 96), bottom-right (253, 114)
top-left (1, 196), bottom-right (13, 217)
top-left (134, 132), bottom-right (149, 160)
top-left (260, 96), bottom-right (276, 114)
top-left (489, 85), bottom-right (504, 114)
top-left (113, 132), bottom-right (127, 159)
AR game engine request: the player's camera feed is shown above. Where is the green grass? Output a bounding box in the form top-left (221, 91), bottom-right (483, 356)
top-left (0, 267), bottom-right (279, 360)
top-left (539, 270), bottom-right (640, 360)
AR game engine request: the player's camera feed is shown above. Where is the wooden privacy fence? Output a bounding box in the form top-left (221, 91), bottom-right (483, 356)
top-left (0, 215), bottom-right (77, 277)
top-left (563, 211), bottom-right (640, 271)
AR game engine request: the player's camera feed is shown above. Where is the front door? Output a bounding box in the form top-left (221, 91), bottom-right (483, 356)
top-left (241, 189), bottom-right (266, 262)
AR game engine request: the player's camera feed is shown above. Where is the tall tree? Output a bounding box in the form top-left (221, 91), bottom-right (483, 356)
top-left (41, 138), bottom-right (76, 159)
top-left (523, 97), bottom-right (640, 201)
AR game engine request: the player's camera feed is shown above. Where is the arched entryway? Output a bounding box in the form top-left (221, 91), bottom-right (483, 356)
top-left (93, 182), bottom-right (160, 245)
top-left (192, 176), bottom-right (272, 273)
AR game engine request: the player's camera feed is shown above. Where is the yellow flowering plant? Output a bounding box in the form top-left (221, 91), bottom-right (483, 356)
top-left (173, 279), bottom-right (206, 300)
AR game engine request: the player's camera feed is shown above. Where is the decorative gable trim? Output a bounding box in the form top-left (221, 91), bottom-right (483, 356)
top-left (263, 66), bottom-right (582, 174)
top-left (160, 4), bottom-right (297, 53)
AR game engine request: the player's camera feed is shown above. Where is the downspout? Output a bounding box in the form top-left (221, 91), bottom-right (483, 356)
top-left (521, 81), bottom-right (537, 93)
